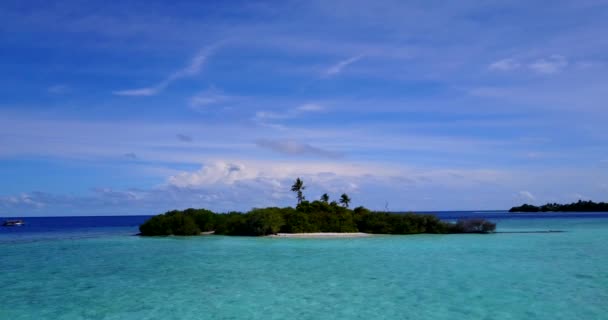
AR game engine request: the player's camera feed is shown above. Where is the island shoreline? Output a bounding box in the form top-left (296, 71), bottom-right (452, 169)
top-left (268, 232), bottom-right (372, 238)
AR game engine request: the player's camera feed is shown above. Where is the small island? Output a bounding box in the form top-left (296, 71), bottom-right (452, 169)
top-left (509, 200), bottom-right (608, 212)
top-left (139, 178), bottom-right (496, 236)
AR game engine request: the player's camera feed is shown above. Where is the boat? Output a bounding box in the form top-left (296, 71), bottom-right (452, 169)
top-left (2, 219), bottom-right (25, 227)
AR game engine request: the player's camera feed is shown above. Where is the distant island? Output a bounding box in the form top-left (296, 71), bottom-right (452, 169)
top-left (139, 178), bottom-right (496, 236)
top-left (509, 200), bottom-right (608, 212)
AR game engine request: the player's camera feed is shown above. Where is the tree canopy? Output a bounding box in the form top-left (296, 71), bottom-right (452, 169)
top-left (139, 178), bottom-right (496, 236)
top-left (320, 193), bottom-right (329, 203)
top-left (339, 193), bottom-right (351, 208)
top-left (140, 202), bottom-right (495, 236)
top-left (291, 178), bottom-right (306, 204)
top-left (509, 200), bottom-right (608, 212)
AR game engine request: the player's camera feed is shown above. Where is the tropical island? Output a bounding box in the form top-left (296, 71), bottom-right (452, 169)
top-left (509, 200), bottom-right (608, 213)
top-left (138, 205), bottom-right (497, 237)
top-left (139, 178), bottom-right (496, 236)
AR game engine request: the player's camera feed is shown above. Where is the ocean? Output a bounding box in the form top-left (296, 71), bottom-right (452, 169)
top-left (1, 212), bottom-right (607, 319)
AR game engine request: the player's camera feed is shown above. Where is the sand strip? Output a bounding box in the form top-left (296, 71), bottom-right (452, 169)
top-left (268, 232), bottom-right (372, 238)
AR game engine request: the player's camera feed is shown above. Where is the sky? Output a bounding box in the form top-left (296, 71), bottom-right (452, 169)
top-left (1, 0), bottom-right (608, 216)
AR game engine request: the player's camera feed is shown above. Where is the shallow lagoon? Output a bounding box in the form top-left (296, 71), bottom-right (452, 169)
top-left (1, 216), bottom-right (607, 319)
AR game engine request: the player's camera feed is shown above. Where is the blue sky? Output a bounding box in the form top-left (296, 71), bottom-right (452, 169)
top-left (1, 0), bottom-right (608, 216)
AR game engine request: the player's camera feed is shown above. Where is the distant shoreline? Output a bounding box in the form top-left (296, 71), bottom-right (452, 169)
top-left (509, 200), bottom-right (608, 213)
top-left (510, 211), bottom-right (608, 213)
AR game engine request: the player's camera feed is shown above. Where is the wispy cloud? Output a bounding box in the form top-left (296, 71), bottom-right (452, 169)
top-left (255, 138), bottom-right (342, 158)
top-left (528, 55), bottom-right (568, 74)
top-left (517, 190), bottom-right (535, 202)
top-left (253, 103), bottom-right (325, 125)
top-left (114, 88), bottom-right (160, 97)
top-left (324, 55), bottom-right (364, 77)
top-left (0, 193), bottom-right (46, 209)
top-left (113, 45), bottom-right (217, 96)
top-left (488, 58), bottom-right (520, 71)
top-left (189, 88), bottom-right (235, 110)
top-left (253, 111), bottom-right (289, 121)
top-left (295, 103), bottom-right (324, 112)
top-left (488, 55), bottom-right (569, 75)
top-left (575, 61), bottom-right (604, 69)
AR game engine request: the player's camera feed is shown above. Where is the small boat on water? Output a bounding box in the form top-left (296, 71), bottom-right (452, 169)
top-left (2, 219), bottom-right (25, 227)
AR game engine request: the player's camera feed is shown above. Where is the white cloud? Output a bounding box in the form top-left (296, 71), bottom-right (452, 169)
top-left (0, 193), bottom-right (46, 208)
top-left (4, 152), bottom-right (607, 214)
top-left (113, 46), bottom-right (217, 96)
top-left (253, 103), bottom-right (325, 126)
top-left (517, 190), bottom-right (535, 202)
top-left (488, 55), bottom-right (569, 75)
top-left (324, 55), bottom-right (364, 76)
top-left (575, 61), bottom-right (604, 69)
top-left (114, 87), bottom-right (161, 97)
top-left (165, 159), bottom-right (508, 191)
top-left (168, 162), bottom-right (252, 187)
top-left (296, 103), bottom-right (324, 112)
top-left (189, 88), bottom-right (235, 110)
top-left (190, 94), bottom-right (224, 108)
top-left (253, 111), bottom-right (288, 121)
top-left (488, 58), bottom-right (520, 71)
top-left (528, 55), bottom-right (568, 74)
top-left (167, 160), bottom-right (399, 188)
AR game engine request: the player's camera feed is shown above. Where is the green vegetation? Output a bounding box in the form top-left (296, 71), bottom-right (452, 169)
top-left (291, 177), bottom-right (306, 204)
top-left (320, 193), bottom-right (329, 203)
top-left (509, 200), bottom-right (608, 212)
top-left (139, 178), bottom-right (497, 236)
top-left (138, 209), bottom-right (208, 236)
top-left (339, 193), bottom-right (351, 208)
top-left (139, 203), bottom-right (496, 236)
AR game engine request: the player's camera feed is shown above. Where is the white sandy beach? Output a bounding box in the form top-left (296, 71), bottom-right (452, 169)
top-left (268, 232), bottom-right (372, 238)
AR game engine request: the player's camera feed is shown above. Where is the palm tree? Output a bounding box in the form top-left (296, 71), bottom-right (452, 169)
top-left (339, 193), bottom-right (351, 208)
top-left (320, 193), bottom-right (329, 203)
top-left (291, 178), bottom-right (306, 204)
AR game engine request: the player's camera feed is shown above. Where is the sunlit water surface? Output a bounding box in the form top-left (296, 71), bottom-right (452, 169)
top-left (1, 214), bottom-right (607, 319)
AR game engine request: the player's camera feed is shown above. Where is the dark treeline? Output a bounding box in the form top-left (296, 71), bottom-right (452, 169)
top-left (509, 200), bottom-right (608, 212)
top-left (139, 201), bottom-right (496, 236)
top-left (140, 177), bottom-right (496, 236)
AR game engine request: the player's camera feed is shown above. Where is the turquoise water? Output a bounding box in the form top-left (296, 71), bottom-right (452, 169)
top-left (1, 217), bottom-right (607, 319)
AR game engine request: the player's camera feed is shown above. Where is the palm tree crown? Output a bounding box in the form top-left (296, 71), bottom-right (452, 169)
top-left (339, 193), bottom-right (351, 208)
top-left (291, 178), bottom-right (306, 204)
top-left (320, 193), bottom-right (329, 203)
